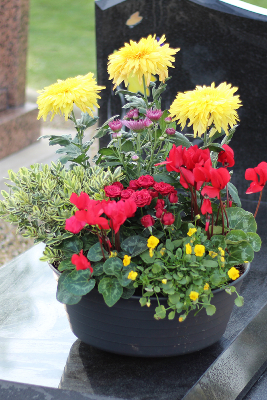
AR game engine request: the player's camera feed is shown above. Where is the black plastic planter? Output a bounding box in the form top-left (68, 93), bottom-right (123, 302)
top-left (60, 265), bottom-right (250, 357)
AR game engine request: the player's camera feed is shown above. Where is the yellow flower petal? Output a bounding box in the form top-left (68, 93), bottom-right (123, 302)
top-left (123, 255), bottom-right (131, 266)
top-left (147, 236), bottom-right (160, 249)
top-left (187, 228), bottom-right (197, 237)
top-left (185, 243), bottom-right (192, 255)
top-left (189, 291), bottom-right (199, 301)
top-left (128, 270), bottom-right (138, 280)
top-left (228, 267), bottom-right (240, 281)
top-left (194, 244), bottom-right (205, 257)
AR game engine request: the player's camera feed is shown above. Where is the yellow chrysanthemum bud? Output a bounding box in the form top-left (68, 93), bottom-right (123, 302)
top-left (187, 228), bottom-right (197, 237)
top-left (128, 270), bottom-right (138, 280)
top-left (194, 244), bottom-right (205, 257)
top-left (123, 255), bottom-right (131, 266)
top-left (189, 291), bottom-right (199, 301)
top-left (204, 283), bottom-right (210, 291)
top-left (147, 236), bottom-right (160, 249)
top-left (160, 248), bottom-right (166, 256)
top-left (162, 279), bottom-right (167, 284)
top-left (179, 316), bottom-right (184, 322)
top-left (185, 243), bottom-right (192, 255)
top-left (146, 302), bottom-right (151, 308)
top-left (228, 267), bottom-right (240, 281)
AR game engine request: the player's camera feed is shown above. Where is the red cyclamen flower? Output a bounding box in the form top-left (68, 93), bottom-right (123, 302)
top-left (201, 198), bottom-right (212, 215)
top-left (218, 144), bottom-right (235, 168)
top-left (71, 250), bottom-right (93, 273)
top-left (65, 215), bottom-right (86, 234)
top-left (141, 214), bottom-right (155, 228)
top-left (70, 192), bottom-right (91, 210)
top-left (145, 109), bottom-right (163, 121)
top-left (245, 162), bottom-right (267, 194)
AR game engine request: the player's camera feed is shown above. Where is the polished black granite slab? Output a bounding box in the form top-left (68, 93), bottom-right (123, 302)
top-left (95, 0), bottom-right (267, 196)
top-left (1, 199), bottom-right (267, 399)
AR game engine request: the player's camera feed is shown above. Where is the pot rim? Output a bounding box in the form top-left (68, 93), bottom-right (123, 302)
top-left (49, 262), bottom-right (250, 300)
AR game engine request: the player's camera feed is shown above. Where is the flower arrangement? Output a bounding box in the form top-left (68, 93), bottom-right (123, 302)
top-left (0, 34), bottom-right (263, 322)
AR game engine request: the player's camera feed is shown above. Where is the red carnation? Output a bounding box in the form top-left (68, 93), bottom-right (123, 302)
top-left (104, 184), bottom-right (122, 198)
top-left (155, 199), bottom-right (165, 210)
top-left (161, 212), bottom-right (175, 225)
top-left (156, 208), bottom-right (164, 218)
top-left (71, 250), bottom-right (93, 273)
top-left (121, 189), bottom-right (135, 199)
top-left (137, 175), bottom-right (155, 188)
top-left (169, 192), bottom-right (178, 203)
top-left (153, 182), bottom-right (175, 196)
top-left (141, 214), bottom-right (155, 228)
top-left (148, 188), bottom-right (159, 199)
top-left (132, 189), bottom-right (152, 207)
top-left (129, 180), bottom-right (140, 190)
top-left (112, 181), bottom-right (124, 190)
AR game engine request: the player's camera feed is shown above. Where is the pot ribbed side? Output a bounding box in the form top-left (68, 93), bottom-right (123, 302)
top-left (64, 270), bottom-right (246, 357)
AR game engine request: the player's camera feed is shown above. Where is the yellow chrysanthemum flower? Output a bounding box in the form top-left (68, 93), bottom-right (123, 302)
top-left (37, 73), bottom-right (105, 121)
top-left (194, 244), bottom-right (205, 257)
top-left (123, 255), bottom-right (131, 267)
top-left (107, 34), bottom-right (179, 88)
top-left (187, 228), bottom-right (197, 237)
top-left (169, 82), bottom-right (242, 138)
top-left (128, 270), bottom-right (138, 280)
top-left (189, 291), bottom-right (199, 301)
top-left (204, 283), bottom-right (210, 291)
top-left (147, 236), bottom-right (160, 249)
top-left (228, 267), bottom-right (240, 281)
top-left (185, 243), bottom-right (192, 255)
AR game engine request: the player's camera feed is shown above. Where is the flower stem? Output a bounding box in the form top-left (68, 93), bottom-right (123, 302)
top-left (142, 75), bottom-right (148, 105)
top-left (254, 190), bottom-right (263, 218)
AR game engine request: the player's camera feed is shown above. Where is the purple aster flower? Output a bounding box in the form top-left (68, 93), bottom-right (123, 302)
top-left (166, 128), bottom-right (175, 135)
top-left (109, 120), bottom-right (123, 132)
top-left (124, 108), bottom-right (139, 120)
top-left (123, 118), bottom-right (153, 132)
top-left (145, 109), bottom-right (163, 121)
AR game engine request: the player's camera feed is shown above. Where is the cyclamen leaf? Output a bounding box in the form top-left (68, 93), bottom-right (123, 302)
top-left (62, 269), bottom-right (95, 296)
top-left (246, 232), bottom-right (262, 252)
top-left (226, 207), bottom-right (257, 233)
top-left (103, 257), bottom-right (123, 277)
top-left (98, 277), bottom-right (123, 307)
top-left (121, 235), bottom-right (148, 257)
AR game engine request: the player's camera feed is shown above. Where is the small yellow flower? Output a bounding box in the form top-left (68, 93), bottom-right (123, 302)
top-left (160, 248), bottom-right (166, 256)
top-left (218, 247), bottom-right (225, 256)
top-left (189, 291), bottom-right (199, 301)
top-left (128, 270), bottom-right (138, 280)
top-left (194, 244), bottom-right (205, 257)
top-left (185, 243), bottom-right (192, 255)
top-left (204, 283), bottom-right (210, 291)
top-left (162, 279), bottom-right (167, 284)
top-left (123, 255), bottom-right (131, 266)
top-left (109, 251), bottom-right (118, 258)
top-left (147, 236), bottom-right (160, 249)
top-left (228, 267), bottom-right (240, 281)
top-left (209, 251), bottom-right (218, 258)
top-left (195, 214), bottom-right (201, 220)
top-left (179, 316), bottom-right (184, 322)
top-left (221, 256), bottom-right (225, 263)
top-left (187, 228), bottom-right (197, 237)
top-left (149, 248), bottom-right (154, 258)
top-left (244, 260), bottom-right (249, 263)
top-left (146, 302), bottom-right (151, 308)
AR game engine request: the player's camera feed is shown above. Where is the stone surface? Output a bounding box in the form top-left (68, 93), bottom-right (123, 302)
top-left (95, 0), bottom-right (267, 195)
top-left (0, 103), bottom-right (40, 159)
top-left (0, 0), bottom-right (41, 159)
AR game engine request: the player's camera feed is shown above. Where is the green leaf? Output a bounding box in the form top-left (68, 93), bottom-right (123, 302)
top-left (121, 140), bottom-right (134, 152)
top-left (202, 260), bottom-right (218, 268)
top-left (154, 305), bottom-right (166, 320)
top-left (120, 235), bottom-right (148, 257)
top-left (168, 311), bottom-right (176, 320)
top-left (117, 266), bottom-right (134, 287)
top-left (56, 271), bottom-right (82, 305)
top-left (121, 286), bottom-right (136, 299)
top-left (153, 174), bottom-right (178, 185)
top-left (93, 115), bottom-right (119, 139)
top-left (139, 297), bottom-right (147, 307)
top-left (226, 207), bottom-right (257, 233)
top-left (92, 262), bottom-right (104, 276)
top-left (58, 259), bottom-right (74, 271)
top-left (246, 232), bottom-right (261, 252)
top-left (103, 257), bottom-right (123, 277)
top-left (169, 132), bottom-right (192, 148)
top-left (152, 263), bottom-right (162, 273)
top-left (60, 237), bottom-right (83, 255)
top-left (226, 230), bottom-right (248, 244)
top-left (166, 239), bottom-right (174, 251)
top-left (62, 269), bottom-right (95, 296)
top-left (98, 147), bottom-right (115, 156)
top-left (205, 305), bottom-right (216, 316)
top-left (204, 143), bottom-right (224, 152)
top-left (39, 134), bottom-right (72, 147)
top-left (228, 241), bottom-right (254, 264)
top-left (168, 293), bottom-right (180, 304)
top-left (98, 277), bottom-right (123, 307)
top-left (235, 296), bottom-right (244, 307)
top-left (87, 242), bottom-right (107, 262)
top-left (228, 182), bottom-right (242, 207)
top-left (140, 249), bottom-right (155, 264)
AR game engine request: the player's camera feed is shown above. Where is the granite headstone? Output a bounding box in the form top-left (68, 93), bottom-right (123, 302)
top-left (95, 0), bottom-right (267, 197)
